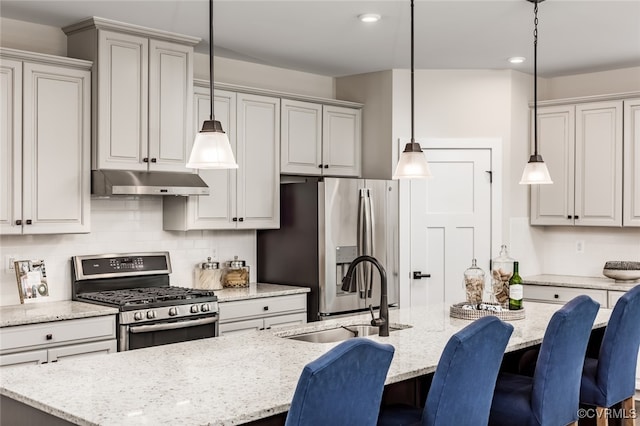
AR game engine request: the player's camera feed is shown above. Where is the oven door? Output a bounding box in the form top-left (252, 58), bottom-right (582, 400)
top-left (120, 315), bottom-right (219, 351)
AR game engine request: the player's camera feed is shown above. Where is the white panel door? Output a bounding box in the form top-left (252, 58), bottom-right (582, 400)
top-left (0, 59), bottom-right (22, 235)
top-left (236, 93), bottom-right (280, 229)
top-left (410, 149), bottom-right (492, 308)
top-left (575, 101), bottom-right (623, 226)
top-left (322, 105), bottom-right (361, 177)
top-left (22, 62), bottom-right (90, 234)
top-left (281, 99), bottom-right (322, 175)
top-left (530, 105), bottom-right (575, 225)
top-left (623, 98), bottom-right (640, 227)
top-left (97, 30), bottom-right (148, 170)
top-left (148, 39), bottom-right (193, 172)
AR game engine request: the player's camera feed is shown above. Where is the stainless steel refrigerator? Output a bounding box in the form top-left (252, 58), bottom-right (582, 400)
top-left (257, 177), bottom-right (399, 322)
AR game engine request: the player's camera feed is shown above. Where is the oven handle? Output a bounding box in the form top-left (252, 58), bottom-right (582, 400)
top-left (129, 316), bottom-right (218, 333)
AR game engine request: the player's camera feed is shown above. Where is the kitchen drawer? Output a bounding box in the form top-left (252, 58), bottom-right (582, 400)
top-left (0, 349), bottom-right (48, 368)
top-left (524, 285), bottom-right (607, 306)
top-left (219, 294), bottom-right (306, 323)
top-left (0, 315), bottom-right (116, 353)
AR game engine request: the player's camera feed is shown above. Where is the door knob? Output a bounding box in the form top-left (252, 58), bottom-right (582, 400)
top-left (413, 271), bottom-right (431, 279)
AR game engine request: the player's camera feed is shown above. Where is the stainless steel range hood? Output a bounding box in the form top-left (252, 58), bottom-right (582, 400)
top-left (92, 170), bottom-right (210, 196)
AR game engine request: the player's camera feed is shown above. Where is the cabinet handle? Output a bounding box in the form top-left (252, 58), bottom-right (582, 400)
top-left (554, 294), bottom-right (559, 299)
top-left (143, 157), bottom-right (149, 163)
top-left (232, 217), bottom-right (238, 222)
top-left (324, 165), bottom-right (329, 169)
top-left (318, 164), bottom-right (323, 168)
top-left (567, 215), bottom-right (572, 219)
top-left (151, 158), bottom-right (157, 163)
top-left (26, 219), bottom-right (32, 225)
top-left (263, 306), bottom-right (269, 311)
top-left (15, 220), bottom-right (22, 225)
top-left (574, 215), bottom-right (579, 220)
top-left (238, 218), bottom-right (244, 222)
top-left (46, 334), bottom-right (53, 340)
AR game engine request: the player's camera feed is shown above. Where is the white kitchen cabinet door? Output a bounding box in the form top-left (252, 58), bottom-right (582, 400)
top-left (218, 318), bottom-right (264, 336)
top-left (623, 98), bottom-right (640, 227)
top-left (574, 101), bottom-right (622, 226)
top-left (47, 339), bottom-right (117, 363)
top-left (530, 105), bottom-right (576, 226)
top-left (0, 349), bottom-right (47, 368)
top-left (322, 105), bottom-right (361, 177)
top-left (236, 93), bottom-right (280, 229)
top-left (0, 59), bottom-right (22, 235)
top-left (96, 30), bottom-right (149, 171)
top-left (148, 39), bottom-right (193, 172)
top-left (280, 99), bottom-right (323, 175)
top-left (263, 313), bottom-right (307, 330)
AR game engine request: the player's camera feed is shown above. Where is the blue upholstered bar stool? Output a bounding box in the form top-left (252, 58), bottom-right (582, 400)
top-left (377, 316), bottom-right (514, 426)
top-left (489, 295), bottom-right (600, 426)
top-left (580, 284), bottom-right (640, 426)
top-left (285, 337), bottom-right (395, 426)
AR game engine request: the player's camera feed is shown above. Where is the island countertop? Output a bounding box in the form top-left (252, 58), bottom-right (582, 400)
top-left (0, 302), bottom-right (612, 426)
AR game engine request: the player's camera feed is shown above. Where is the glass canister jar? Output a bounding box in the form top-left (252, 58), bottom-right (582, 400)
top-left (463, 258), bottom-right (485, 305)
top-left (491, 245), bottom-right (514, 306)
top-left (223, 256), bottom-right (250, 288)
top-left (196, 257), bottom-right (223, 290)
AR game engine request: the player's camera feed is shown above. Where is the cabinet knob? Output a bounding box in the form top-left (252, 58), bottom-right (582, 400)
top-left (15, 220), bottom-right (22, 225)
top-left (238, 218), bottom-right (244, 222)
top-left (26, 219), bottom-right (32, 225)
top-left (554, 294), bottom-right (559, 299)
top-left (263, 306), bottom-right (269, 311)
top-left (324, 165), bottom-right (329, 169)
top-left (318, 164), bottom-right (323, 168)
top-left (151, 158), bottom-right (157, 163)
top-left (143, 157), bottom-right (149, 163)
top-left (46, 334), bottom-right (53, 340)
top-left (567, 215), bottom-right (572, 219)
top-left (232, 217), bottom-right (238, 222)
top-left (574, 215), bottom-right (579, 220)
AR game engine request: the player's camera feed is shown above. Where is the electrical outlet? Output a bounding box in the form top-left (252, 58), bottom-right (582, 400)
top-left (576, 240), bottom-right (585, 253)
top-left (6, 255), bottom-right (16, 270)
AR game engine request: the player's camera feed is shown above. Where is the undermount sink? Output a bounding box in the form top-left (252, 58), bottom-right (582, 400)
top-left (284, 323), bottom-right (411, 344)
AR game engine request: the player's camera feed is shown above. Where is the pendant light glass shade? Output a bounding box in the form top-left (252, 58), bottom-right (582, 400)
top-left (186, 0), bottom-right (238, 170)
top-left (393, 0), bottom-right (432, 180)
top-left (393, 142), bottom-right (432, 179)
top-left (519, 155), bottom-right (552, 184)
top-left (186, 120), bottom-right (238, 169)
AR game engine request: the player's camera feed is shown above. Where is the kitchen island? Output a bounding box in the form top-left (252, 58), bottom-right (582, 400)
top-left (0, 301), bottom-right (612, 426)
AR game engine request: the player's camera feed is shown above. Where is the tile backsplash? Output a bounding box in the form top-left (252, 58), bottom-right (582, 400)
top-left (0, 197), bottom-right (256, 306)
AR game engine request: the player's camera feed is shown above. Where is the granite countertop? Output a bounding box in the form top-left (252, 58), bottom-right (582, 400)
top-left (215, 283), bottom-right (310, 303)
top-left (0, 302), bottom-right (612, 426)
top-left (0, 301), bottom-right (119, 328)
top-left (523, 274), bottom-right (637, 292)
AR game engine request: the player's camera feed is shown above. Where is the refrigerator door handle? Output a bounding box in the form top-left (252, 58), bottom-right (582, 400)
top-left (357, 188), bottom-right (374, 298)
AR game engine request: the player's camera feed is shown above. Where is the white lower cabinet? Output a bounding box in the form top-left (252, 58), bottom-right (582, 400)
top-left (0, 315), bottom-right (117, 368)
top-left (218, 294), bottom-right (307, 336)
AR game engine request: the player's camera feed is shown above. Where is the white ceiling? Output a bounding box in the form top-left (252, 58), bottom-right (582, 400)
top-left (1, 0), bottom-right (639, 78)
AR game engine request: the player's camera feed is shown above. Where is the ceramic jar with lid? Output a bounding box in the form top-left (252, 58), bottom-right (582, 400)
top-left (223, 256), bottom-right (250, 288)
top-left (196, 257), bottom-right (223, 290)
top-left (491, 245), bottom-right (514, 306)
top-left (463, 258), bottom-right (485, 305)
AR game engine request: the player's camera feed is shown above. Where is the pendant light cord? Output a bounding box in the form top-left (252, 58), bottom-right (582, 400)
top-left (533, 0), bottom-right (538, 156)
top-left (209, 0), bottom-right (215, 121)
top-left (410, 0), bottom-right (415, 144)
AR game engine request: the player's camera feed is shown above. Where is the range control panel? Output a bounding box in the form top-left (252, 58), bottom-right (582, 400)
top-left (73, 253), bottom-right (171, 280)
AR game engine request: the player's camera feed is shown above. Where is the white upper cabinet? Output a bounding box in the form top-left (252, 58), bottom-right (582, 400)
top-left (0, 49), bottom-right (91, 235)
top-left (64, 17), bottom-right (198, 172)
top-left (163, 84), bottom-right (280, 230)
top-left (281, 99), bottom-right (361, 177)
top-left (531, 100), bottom-right (623, 226)
top-left (623, 98), bottom-right (640, 227)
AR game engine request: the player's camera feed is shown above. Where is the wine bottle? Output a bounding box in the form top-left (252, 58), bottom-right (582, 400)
top-left (509, 261), bottom-right (523, 310)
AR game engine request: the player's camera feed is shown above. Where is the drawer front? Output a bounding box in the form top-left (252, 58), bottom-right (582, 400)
top-left (524, 285), bottom-right (607, 306)
top-left (219, 294), bottom-right (306, 323)
top-left (48, 339), bottom-right (117, 363)
top-left (0, 315), bottom-right (116, 353)
top-left (219, 318), bottom-right (265, 336)
top-left (0, 349), bottom-right (48, 368)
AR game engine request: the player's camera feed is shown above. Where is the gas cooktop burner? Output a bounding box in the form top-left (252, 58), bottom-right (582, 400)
top-left (78, 286), bottom-right (217, 308)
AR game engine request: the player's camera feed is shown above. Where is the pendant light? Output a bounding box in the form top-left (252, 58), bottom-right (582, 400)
top-left (186, 0), bottom-right (238, 170)
top-left (393, 0), bottom-right (432, 180)
top-left (519, 0), bottom-right (552, 184)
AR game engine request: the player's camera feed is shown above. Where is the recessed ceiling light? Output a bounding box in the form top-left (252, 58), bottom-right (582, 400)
top-left (508, 56), bottom-right (526, 64)
top-left (358, 13), bottom-right (381, 23)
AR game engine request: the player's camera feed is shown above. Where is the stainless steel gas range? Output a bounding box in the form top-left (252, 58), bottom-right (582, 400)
top-left (71, 252), bottom-right (219, 351)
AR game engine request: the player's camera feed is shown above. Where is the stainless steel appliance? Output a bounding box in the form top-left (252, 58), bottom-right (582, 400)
top-left (71, 252), bottom-right (219, 351)
top-left (257, 177), bottom-right (399, 321)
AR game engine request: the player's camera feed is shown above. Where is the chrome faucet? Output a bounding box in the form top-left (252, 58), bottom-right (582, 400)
top-left (341, 255), bottom-right (389, 337)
